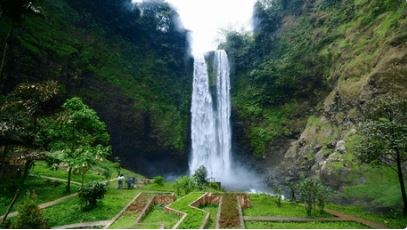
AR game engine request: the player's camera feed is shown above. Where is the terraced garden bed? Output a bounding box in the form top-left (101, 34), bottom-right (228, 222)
top-left (139, 205), bottom-right (180, 229)
top-left (109, 192), bottom-right (155, 229)
top-left (169, 192), bottom-right (206, 229)
top-left (110, 211), bottom-right (140, 229)
top-left (200, 204), bottom-right (218, 229)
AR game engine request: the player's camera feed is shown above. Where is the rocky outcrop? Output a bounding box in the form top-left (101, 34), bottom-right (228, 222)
top-left (279, 42), bottom-right (407, 189)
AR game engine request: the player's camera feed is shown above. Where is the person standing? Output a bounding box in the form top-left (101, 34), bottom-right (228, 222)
top-left (118, 174), bottom-right (125, 189)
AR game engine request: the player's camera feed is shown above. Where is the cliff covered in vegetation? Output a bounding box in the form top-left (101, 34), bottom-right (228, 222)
top-left (0, 0), bottom-right (192, 175)
top-left (222, 0), bottom-right (406, 209)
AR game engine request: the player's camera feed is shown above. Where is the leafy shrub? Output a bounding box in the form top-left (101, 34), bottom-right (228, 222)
top-left (208, 182), bottom-right (221, 191)
top-left (153, 176), bottom-right (165, 186)
top-left (78, 183), bottom-right (107, 210)
top-left (192, 166), bottom-right (208, 189)
top-left (13, 192), bottom-right (49, 229)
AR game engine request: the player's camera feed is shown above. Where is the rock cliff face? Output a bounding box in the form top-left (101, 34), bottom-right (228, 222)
top-left (281, 27), bottom-right (407, 188)
top-left (224, 0), bottom-right (407, 207)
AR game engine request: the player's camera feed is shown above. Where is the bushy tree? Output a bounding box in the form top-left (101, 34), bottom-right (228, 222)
top-left (0, 81), bottom-right (58, 224)
top-left (288, 182), bottom-right (298, 202)
top-left (192, 165), bottom-right (208, 189)
top-left (174, 176), bottom-right (194, 195)
top-left (40, 97), bottom-right (111, 192)
top-left (12, 192), bottom-right (49, 229)
top-left (357, 99), bottom-right (407, 215)
top-left (298, 179), bottom-right (319, 216)
top-left (78, 183), bottom-right (107, 211)
top-left (298, 179), bottom-right (331, 216)
top-left (274, 186), bottom-right (283, 207)
top-left (316, 184), bottom-right (331, 214)
top-left (153, 176), bottom-right (165, 186)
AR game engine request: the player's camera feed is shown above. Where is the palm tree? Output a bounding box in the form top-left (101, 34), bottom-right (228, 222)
top-left (0, 0), bottom-right (43, 85)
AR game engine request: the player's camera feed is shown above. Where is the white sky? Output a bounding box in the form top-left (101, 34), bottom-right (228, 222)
top-left (132, 0), bottom-right (256, 55)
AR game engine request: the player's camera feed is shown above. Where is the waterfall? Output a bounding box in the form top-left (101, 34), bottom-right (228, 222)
top-left (190, 50), bottom-right (232, 182)
top-left (190, 54), bottom-right (218, 178)
top-left (215, 50), bottom-right (232, 178)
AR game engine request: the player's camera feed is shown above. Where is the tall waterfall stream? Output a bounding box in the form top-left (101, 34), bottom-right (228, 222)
top-left (190, 50), bottom-right (267, 191)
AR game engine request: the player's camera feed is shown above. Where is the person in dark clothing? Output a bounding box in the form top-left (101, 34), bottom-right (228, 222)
top-left (126, 177), bottom-right (133, 189)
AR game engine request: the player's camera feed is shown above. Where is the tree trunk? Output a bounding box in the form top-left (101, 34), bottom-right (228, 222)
top-left (0, 30), bottom-right (11, 86)
top-left (66, 166), bottom-right (72, 193)
top-left (1, 189), bottom-right (20, 225)
top-left (396, 148), bottom-right (407, 215)
top-left (1, 159), bottom-right (32, 224)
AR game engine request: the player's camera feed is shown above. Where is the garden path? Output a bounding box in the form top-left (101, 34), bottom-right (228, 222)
top-left (0, 193), bottom-right (78, 220)
top-left (244, 216), bottom-right (344, 222)
top-left (51, 220), bottom-right (110, 229)
top-left (1, 177), bottom-right (117, 221)
top-left (324, 208), bottom-right (388, 229)
top-left (243, 209), bottom-right (388, 229)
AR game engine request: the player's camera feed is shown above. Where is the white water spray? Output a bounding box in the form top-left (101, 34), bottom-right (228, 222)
top-left (190, 50), bottom-right (232, 182)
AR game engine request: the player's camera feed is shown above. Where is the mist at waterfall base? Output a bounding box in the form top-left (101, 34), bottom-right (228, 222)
top-left (190, 50), bottom-right (269, 192)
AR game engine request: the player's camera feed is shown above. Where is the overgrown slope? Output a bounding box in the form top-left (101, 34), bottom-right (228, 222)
top-left (0, 0), bottom-right (193, 175)
top-left (222, 0), bottom-right (407, 209)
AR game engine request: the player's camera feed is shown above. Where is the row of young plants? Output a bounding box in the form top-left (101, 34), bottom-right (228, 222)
top-left (218, 194), bottom-right (242, 229)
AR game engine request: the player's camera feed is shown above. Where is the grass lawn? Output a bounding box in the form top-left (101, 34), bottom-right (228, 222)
top-left (343, 165), bottom-right (405, 208)
top-left (39, 183), bottom-right (140, 227)
top-left (326, 203), bottom-right (407, 229)
top-left (245, 221), bottom-right (369, 229)
top-left (0, 176), bottom-right (79, 215)
top-left (245, 194), bottom-right (332, 218)
top-left (140, 205), bottom-right (180, 229)
top-left (110, 211), bottom-right (139, 229)
top-left (200, 204), bottom-right (218, 229)
top-left (31, 161), bottom-right (142, 184)
top-left (139, 182), bottom-right (175, 193)
top-left (169, 192), bottom-right (206, 229)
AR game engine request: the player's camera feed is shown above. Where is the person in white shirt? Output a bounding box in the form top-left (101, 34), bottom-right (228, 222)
top-left (118, 174), bottom-right (125, 189)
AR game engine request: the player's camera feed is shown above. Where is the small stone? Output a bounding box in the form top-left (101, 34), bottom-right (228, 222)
top-left (335, 140), bottom-right (346, 153)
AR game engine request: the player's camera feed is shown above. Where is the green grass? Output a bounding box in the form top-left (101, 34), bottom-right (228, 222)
top-left (140, 205), bottom-right (180, 229)
top-left (40, 183), bottom-right (140, 227)
top-left (169, 192), bottom-right (206, 229)
top-left (31, 161), bottom-right (142, 185)
top-left (326, 203), bottom-right (407, 229)
top-left (110, 211), bottom-right (139, 229)
top-left (140, 182), bottom-right (176, 193)
top-left (0, 176), bottom-right (79, 215)
top-left (343, 164), bottom-right (405, 208)
top-left (245, 221), bottom-right (368, 229)
top-left (200, 205), bottom-right (218, 229)
top-left (244, 194), bottom-right (332, 218)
